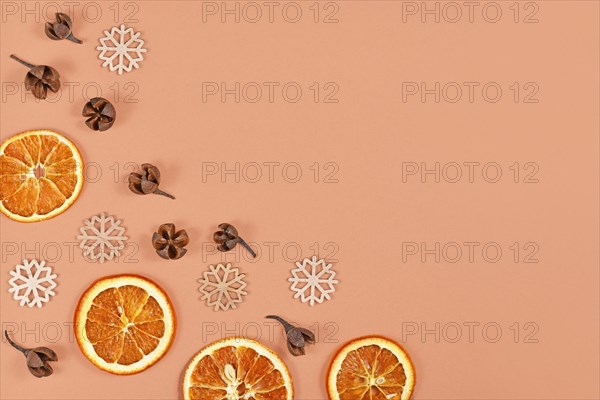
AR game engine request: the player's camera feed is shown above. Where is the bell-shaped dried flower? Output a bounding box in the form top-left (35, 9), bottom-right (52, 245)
top-left (11, 55), bottom-right (60, 100)
top-left (45, 13), bottom-right (82, 44)
top-left (266, 315), bottom-right (315, 356)
top-left (128, 163), bottom-right (175, 199)
top-left (152, 223), bottom-right (189, 260)
top-left (4, 330), bottom-right (57, 378)
top-left (82, 97), bottom-right (116, 131)
top-left (214, 223), bottom-right (256, 258)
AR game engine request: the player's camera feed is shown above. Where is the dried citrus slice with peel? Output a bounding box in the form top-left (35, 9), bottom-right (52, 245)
top-left (0, 129), bottom-right (83, 222)
top-left (182, 337), bottom-right (294, 400)
top-left (74, 275), bottom-right (176, 375)
top-left (327, 336), bottom-right (416, 400)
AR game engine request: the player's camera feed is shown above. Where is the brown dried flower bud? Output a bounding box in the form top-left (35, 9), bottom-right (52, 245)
top-left (128, 163), bottom-right (175, 199)
top-left (45, 13), bottom-right (82, 44)
top-left (10, 55), bottom-right (60, 100)
top-left (152, 223), bottom-right (189, 260)
top-left (4, 330), bottom-right (58, 378)
top-left (82, 97), bottom-right (116, 131)
top-left (214, 223), bottom-right (256, 258)
top-left (265, 316), bottom-right (315, 356)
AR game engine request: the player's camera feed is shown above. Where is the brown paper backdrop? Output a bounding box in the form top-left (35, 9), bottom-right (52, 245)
top-left (1, 1), bottom-right (598, 399)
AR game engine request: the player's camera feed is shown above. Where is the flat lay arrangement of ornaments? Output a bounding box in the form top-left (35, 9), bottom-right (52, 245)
top-left (2, 2), bottom-right (599, 400)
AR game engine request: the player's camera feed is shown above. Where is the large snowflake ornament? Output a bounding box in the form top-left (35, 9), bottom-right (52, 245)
top-left (289, 256), bottom-right (339, 306)
top-left (77, 213), bottom-right (128, 263)
top-left (198, 263), bottom-right (248, 311)
top-left (97, 25), bottom-right (147, 75)
top-left (8, 260), bottom-right (57, 308)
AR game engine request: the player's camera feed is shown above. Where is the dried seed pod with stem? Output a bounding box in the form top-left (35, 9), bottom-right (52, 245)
top-left (128, 163), bottom-right (175, 199)
top-left (10, 55), bottom-right (60, 100)
top-left (152, 223), bottom-right (190, 260)
top-left (213, 223), bottom-right (256, 258)
top-left (45, 13), bottom-right (82, 44)
top-left (4, 330), bottom-right (58, 378)
top-left (82, 97), bottom-right (116, 131)
top-left (265, 315), bottom-right (315, 356)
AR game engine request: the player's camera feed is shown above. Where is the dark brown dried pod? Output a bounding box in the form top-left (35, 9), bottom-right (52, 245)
top-left (265, 316), bottom-right (315, 356)
top-left (82, 97), bottom-right (116, 131)
top-left (213, 223), bottom-right (256, 258)
top-left (152, 223), bottom-right (189, 260)
top-left (10, 55), bottom-right (60, 100)
top-left (4, 330), bottom-right (58, 378)
top-left (128, 163), bottom-right (175, 199)
top-left (45, 13), bottom-right (82, 44)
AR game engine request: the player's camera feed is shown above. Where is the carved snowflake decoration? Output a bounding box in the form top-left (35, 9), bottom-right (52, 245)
top-left (8, 260), bottom-right (57, 308)
top-left (96, 24), bottom-right (147, 75)
top-left (198, 263), bottom-right (248, 311)
top-left (289, 256), bottom-right (339, 306)
top-left (77, 213), bottom-right (128, 263)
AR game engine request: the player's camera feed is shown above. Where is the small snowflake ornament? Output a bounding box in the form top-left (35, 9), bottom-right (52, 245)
top-left (289, 256), bottom-right (339, 306)
top-left (77, 213), bottom-right (128, 263)
top-left (97, 24), bottom-right (146, 75)
top-left (8, 260), bottom-right (57, 308)
top-left (198, 263), bottom-right (248, 311)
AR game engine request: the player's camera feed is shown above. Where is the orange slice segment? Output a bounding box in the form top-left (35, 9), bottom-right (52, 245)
top-left (0, 129), bottom-right (83, 222)
top-left (74, 275), bottom-right (176, 375)
top-left (327, 336), bottom-right (416, 400)
top-left (182, 337), bottom-right (294, 400)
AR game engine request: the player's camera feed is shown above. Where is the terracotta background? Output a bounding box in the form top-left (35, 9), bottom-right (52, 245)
top-left (1, 1), bottom-right (599, 399)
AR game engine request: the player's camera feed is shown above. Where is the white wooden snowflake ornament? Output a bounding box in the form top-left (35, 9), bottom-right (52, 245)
top-left (289, 256), bottom-right (339, 306)
top-left (77, 213), bottom-right (128, 263)
top-left (8, 260), bottom-right (57, 308)
top-left (198, 263), bottom-right (248, 311)
top-left (97, 24), bottom-right (147, 74)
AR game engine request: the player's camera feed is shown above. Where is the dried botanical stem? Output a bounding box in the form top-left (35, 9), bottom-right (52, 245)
top-left (10, 54), bottom-right (35, 69)
top-left (4, 330), bottom-right (28, 355)
top-left (153, 188), bottom-right (175, 199)
top-left (265, 315), bottom-right (293, 333)
top-left (67, 34), bottom-right (82, 44)
top-left (238, 237), bottom-right (257, 258)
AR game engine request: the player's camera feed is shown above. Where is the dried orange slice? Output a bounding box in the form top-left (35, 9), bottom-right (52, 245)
top-left (74, 275), bottom-right (176, 375)
top-left (327, 336), bottom-right (416, 400)
top-left (182, 337), bottom-right (294, 400)
top-left (0, 129), bottom-right (83, 222)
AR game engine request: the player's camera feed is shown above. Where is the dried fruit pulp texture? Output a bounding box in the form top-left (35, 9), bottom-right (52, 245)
top-left (86, 285), bottom-right (165, 365)
top-left (188, 345), bottom-right (289, 399)
top-left (0, 133), bottom-right (79, 217)
top-left (337, 345), bottom-right (407, 400)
